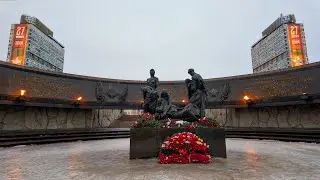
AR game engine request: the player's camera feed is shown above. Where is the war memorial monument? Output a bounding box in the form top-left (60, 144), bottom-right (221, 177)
top-left (0, 61), bottom-right (319, 179)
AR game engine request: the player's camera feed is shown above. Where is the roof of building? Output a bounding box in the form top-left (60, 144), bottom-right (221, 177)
top-left (28, 24), bottom-right (64, 48)
top-left (48, 36), bottom-right (65, 49)
top-left (251, 22), bottom-right (303, 49)
top-left (251, 14), bottom-right (297, 49)
top-left (251, 35), bottom-right (267, 49)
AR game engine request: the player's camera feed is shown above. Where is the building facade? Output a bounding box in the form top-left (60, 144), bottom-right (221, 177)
top-left (6, 15), bottom-right (64, 72)
top-left (251, 14), bottom-right (308, 73)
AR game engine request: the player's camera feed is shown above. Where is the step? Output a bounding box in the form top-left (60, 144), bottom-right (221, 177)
top-left (0, 132), bottom-right (130, 142)
top-left (226, 135), bottom-right (320, 143)
top-left (0, 134), bottom-right (130, 147)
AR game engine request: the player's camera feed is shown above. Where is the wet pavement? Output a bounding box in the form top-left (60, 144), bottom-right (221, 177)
top-left (0, 138), bottom-right (319, 180)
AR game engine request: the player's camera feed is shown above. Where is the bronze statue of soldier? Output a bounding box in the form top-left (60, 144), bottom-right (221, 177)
top-left (187, 68), bottom-right (207, 117)
top-left (141, 69), bottom-right (159, 114)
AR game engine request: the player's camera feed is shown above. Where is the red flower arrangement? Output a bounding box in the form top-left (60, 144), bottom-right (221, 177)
top-left (158, 132), bottom-right (211, 164)
top-left (197, 117), bottom-right (220, 128)
top-left (160, 117), bottom-right (219, 129)
top-left (132, 113), bottom-right (162, 128)
top-left (132, 113), bottom-right (220, 129)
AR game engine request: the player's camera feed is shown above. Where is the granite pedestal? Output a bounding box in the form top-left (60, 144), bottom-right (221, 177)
top-left (130, 128), bottom-right (227, 159)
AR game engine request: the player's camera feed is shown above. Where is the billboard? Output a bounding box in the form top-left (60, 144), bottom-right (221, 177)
top-left (9, 24), bottom-right (28, 66)
top-left (287, 24), bottom-right (305, 67)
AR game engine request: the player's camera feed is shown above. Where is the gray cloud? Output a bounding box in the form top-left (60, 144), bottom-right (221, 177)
top-left (0, 0), bottom-right (319, 80)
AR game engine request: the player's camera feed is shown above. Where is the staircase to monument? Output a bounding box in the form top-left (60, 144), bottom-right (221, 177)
top-left (109, 115), bottom-right (139, 128)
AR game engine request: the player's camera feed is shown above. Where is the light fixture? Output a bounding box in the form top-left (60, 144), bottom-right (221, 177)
top-left (243, 95), bottom-right (253, 105)
top-left (182, 99), bottom-right (186, 103)
top-left (16, 89), bottom-right (26, 102)
top-left (20, 90), bottom-right (26, 96)
top-left (74, 96), bottom-right (82, 106)
top-left (301, 93), bottom-right (311, 101)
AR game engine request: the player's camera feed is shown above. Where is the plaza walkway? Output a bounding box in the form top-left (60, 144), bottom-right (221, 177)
top-left (0, 138), bottom-right (319, 180)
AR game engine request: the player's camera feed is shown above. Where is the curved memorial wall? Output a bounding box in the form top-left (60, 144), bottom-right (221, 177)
top-left (1, 61), bottom-right (320, 108)
top-left (1, 61), bottom-right (320, 131)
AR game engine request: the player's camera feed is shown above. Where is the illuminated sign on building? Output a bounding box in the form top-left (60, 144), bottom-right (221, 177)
top-left (287, 24), bottom-right (305, 67)
top-left (10, 24), bottom-right (28, 66)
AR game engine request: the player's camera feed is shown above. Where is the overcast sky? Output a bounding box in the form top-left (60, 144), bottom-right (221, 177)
top-left (0, 0), bottom-right (319, 80)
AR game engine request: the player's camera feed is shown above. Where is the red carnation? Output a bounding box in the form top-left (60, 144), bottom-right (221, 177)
top-left (158, 132), bottom-right (211, 164)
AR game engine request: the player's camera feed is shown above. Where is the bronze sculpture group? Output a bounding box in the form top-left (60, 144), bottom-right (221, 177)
top-left (141, 68), bottom-right (207, 122)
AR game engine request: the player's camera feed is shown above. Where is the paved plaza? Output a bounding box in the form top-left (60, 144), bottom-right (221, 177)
top-left (0, 138), bottom-right (319, 180)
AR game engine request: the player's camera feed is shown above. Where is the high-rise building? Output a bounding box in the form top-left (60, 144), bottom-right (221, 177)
top-left (6, 15), bottom-right (64, 72)
top-left (251, 14), bottom-right (308, 73)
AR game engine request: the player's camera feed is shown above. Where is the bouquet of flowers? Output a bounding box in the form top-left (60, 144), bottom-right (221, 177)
top-left (158, 132), bottom-right (211, 164)
top-left (162, 119), bottom-right (198, 129)
top-left (132, 113), bottom-right (162, 128)
top-left (161, 117), bottom-right (219, 129)
top-left (132, 113), bottom-right (220, 129)
top-left (197, 117), bottom-right (220, 128)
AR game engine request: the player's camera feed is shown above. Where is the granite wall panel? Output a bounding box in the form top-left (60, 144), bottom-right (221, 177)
top-left (0, 106), bottom-right (123, 131)
top-left (206, 104), bottom-right (320, 128)
top-left (1, 105), bottom-right (320, 131)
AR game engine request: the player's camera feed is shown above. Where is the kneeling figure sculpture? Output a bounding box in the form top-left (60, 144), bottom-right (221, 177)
top-left (143, 68), bottom-right (207, 122)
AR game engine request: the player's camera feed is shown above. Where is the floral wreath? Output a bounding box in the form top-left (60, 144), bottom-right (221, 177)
top-left (158, 132), bottom-right (211, 164)
top-left (132, 113), bottom-right (220, 129)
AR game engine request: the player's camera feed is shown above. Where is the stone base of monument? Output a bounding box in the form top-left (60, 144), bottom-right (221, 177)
top-left (130, 128), bottom-right (227, 159)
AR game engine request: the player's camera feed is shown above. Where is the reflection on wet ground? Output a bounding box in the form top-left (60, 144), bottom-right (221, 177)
top-left (0, 138), bottom-right (319, 180)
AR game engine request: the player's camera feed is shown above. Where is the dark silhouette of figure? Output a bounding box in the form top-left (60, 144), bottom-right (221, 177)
top-left (141, 69), bottom-right (159, 114)
top-left (155, 90), bottom-right (199, 122)
top-left (147, 69), bottom-right (159, 90)
top-left (187, 68), bottom-right (207, 117)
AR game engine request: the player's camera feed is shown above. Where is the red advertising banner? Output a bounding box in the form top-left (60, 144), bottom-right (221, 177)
top-left (10, 24), bottom-right (28, 65)
top-left (287, 24), bottom-right (305, 67)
